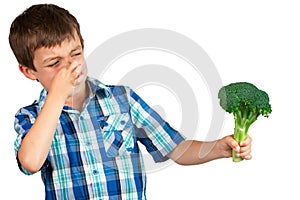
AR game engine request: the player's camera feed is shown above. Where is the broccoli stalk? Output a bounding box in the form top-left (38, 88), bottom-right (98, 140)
top-left (232, 105), bottom-right (258, 162)
top-left (218, 82), bottom-right (272, 162)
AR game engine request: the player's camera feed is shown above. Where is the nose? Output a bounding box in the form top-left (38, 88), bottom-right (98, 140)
top-left (61, 57), bottom-right (77, 69)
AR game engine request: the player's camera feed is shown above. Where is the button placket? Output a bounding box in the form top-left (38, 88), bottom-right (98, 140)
top-left (78, 114), bottom-right (97, 164)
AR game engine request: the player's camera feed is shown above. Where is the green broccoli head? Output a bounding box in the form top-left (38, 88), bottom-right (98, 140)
top-left (218, 82), bottom-right (272, 120)
top-left (218, 82), bottom-right (272, 162)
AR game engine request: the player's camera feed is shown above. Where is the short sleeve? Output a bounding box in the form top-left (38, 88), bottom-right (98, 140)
top-left (14, 105), bottom-right (38, 175)
top-left (127, 87), bottom-right (186, 162)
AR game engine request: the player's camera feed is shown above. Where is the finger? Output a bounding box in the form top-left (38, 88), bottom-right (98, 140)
top-left (75, 65), bottom-right (82, 75)
top-left (239, 138), bottom-right (251, 154)
top-left (227, 136), bottom-right (240, 152)
top-left (67, 61), bottom-right (81, 73)
top-left (70, 64), bottom-right (83, 81)
top-left (238, 146), bottom-right (252, 158)
top-left (243, 154), bottom-right (252, 160)
top-left (240, 146), bottom-right (251, 155)
top-left (240, 135), bottom-right (252, 147)
top-left (240, 144), bottom-right (251, 154)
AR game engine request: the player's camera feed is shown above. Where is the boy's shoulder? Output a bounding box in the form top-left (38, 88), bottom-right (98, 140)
top-left (14, 100), bottom-right (39, 126)
top-left (15, 88), bottom-right (46, 118)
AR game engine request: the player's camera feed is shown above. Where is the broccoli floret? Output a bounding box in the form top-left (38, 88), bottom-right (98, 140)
top-left (218, 82), bottom-right (272, 162)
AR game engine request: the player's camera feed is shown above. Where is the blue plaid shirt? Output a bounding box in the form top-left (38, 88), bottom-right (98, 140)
top-left (14, 77), bottom-right (185, 200)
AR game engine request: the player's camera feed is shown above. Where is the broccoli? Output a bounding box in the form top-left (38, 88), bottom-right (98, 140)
top-left (218, 82), bottom-right (272, 162)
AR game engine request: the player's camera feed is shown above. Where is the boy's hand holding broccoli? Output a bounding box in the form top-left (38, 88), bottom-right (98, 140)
top-left (218, 82), bottom-right (272, 162)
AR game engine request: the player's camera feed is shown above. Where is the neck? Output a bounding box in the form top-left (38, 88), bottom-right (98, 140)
top-left (65, 82), bottom-right (88, 112)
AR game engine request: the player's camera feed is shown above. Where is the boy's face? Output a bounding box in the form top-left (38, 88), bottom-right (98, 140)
top-left (21, 32), bottom-right (87, 92)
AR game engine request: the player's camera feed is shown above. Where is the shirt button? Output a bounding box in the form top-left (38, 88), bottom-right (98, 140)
top-left (127, 147), bottom-right (134, 152)
top-left (93, 170), bottom-right (99, 175)
top-left (86, 141), bottom-right (91, 146)
top-left (103, 121), bottom-right (109, 127)
top-left (120, 120), bottom-right (126, 125)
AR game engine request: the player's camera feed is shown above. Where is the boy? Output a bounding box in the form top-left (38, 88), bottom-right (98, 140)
top-left (9, 4), bottom-right (252, 200)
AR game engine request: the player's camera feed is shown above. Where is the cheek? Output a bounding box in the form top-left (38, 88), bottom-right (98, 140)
top-left (49, 72), bottom-right (58, 81)
top-left (39, 71), bottom-right (57, 89)
top-left (40, 68), bottom-right (59, 83)
top-left (48, 67), bottom-right (62, 78)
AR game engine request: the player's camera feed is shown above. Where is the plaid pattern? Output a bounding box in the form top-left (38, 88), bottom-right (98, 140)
top-left (14, 77), bottom-right (185, 200)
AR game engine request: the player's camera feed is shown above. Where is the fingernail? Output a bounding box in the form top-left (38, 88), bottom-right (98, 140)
top-left (76, 65), bottom-right (82, 74)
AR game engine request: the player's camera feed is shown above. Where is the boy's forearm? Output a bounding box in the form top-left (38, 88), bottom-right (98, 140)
top-left (18, 92), bottom-right (65, 173)
top-left (168, 140), bottom-right (225, 165)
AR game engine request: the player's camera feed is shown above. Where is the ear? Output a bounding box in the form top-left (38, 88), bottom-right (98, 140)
top-left (18, 64), bottom-right (38, 81)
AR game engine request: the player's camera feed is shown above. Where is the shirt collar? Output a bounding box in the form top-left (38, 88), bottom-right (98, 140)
top-left (87, 76), bottom-right (111, 98)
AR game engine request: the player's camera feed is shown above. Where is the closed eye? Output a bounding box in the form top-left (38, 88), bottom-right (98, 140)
top-left (72, 52), bottom-right (82, 57)
top-left (48, 60), bottom-right (59, 67)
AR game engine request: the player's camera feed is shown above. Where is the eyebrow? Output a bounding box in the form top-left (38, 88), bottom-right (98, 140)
top-left (43, 45), bottom-right (82, 64)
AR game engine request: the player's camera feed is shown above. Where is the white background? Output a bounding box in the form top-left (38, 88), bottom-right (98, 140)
top-left (1, 0), bottom-right (299, 199)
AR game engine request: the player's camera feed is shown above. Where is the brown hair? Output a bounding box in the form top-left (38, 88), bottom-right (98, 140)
top-left (9, 4), bottom-right (84, 71)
